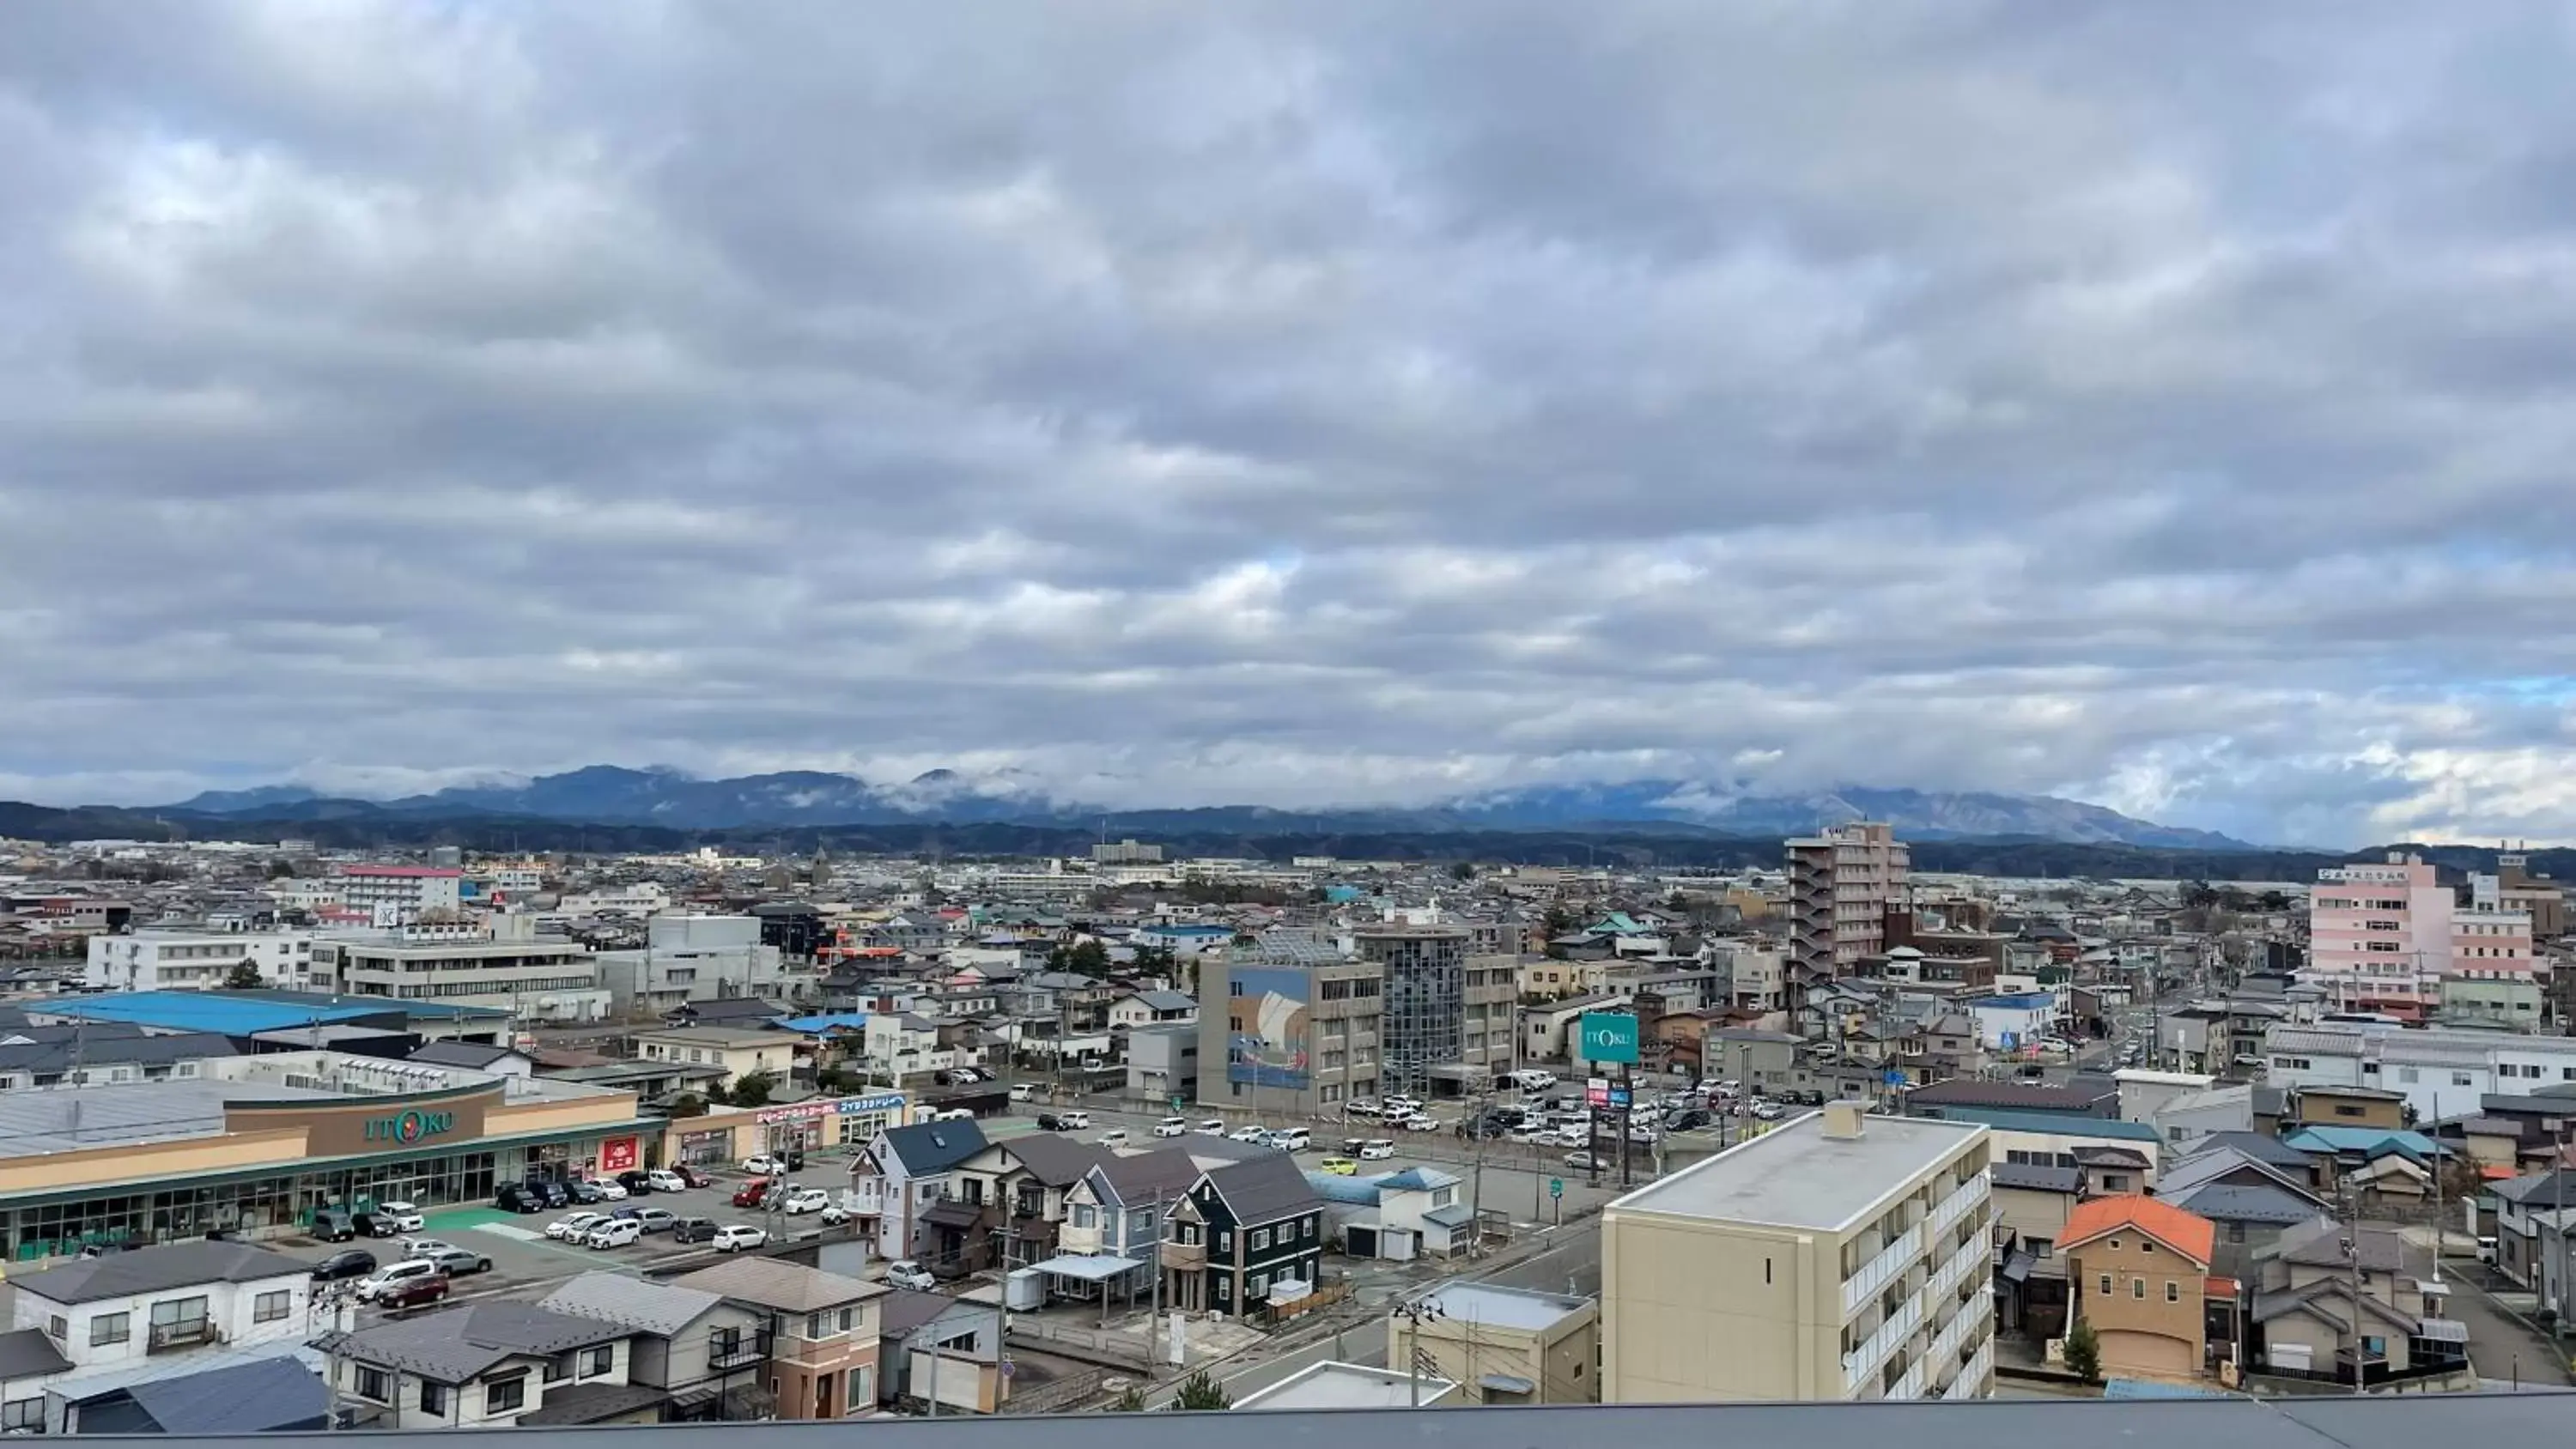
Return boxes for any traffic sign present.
[1549,1178,1564,1200]
[1579,1012,1640,1064]
[1883,1069,1905,1087]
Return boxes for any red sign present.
[600,1137,640,1173]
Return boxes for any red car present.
[672,1163,714,1190]
[382,1274,451,1312]
[730,1178,772,1209]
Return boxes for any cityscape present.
[2,3,2572,1446]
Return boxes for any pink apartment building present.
[2307,853,2454,1020]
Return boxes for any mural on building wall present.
[1227,969,1311,1088]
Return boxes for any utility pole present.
[2342,1179,2365,1396]
[2428,1089,2445,1282]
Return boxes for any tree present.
[1449,860,1476,882]
[1048,938,1112,978]
[1167,1370,1230,1411]
[727,1070,778,1107]
[2061,1318,2101,1382]
[222,959,264,991]
[665,1093,709,1119]
[1109,1385,1148,1413]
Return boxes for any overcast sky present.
[7,3,2576,846]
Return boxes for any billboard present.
[1579,1011,1639,1064]
[1227,968,1312,1088]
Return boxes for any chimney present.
[1821,1100,1866,1141]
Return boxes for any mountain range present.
[152,765,2255,847]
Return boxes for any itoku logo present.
[1577,1012,1639,1064]
[364,1109,456,1144]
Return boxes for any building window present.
[486,1373,527,1415]
[544,1355,571,1384]
[807,1313,837,1340]
[46,1316,66,1341]
[2140,1240,2155,1255]
[1218,1230,1232,1252]
[2131,1277,2146,1300]
[2099,1275,2112,1295]
[581,1345,613,1378]
[254,1290,291,1324]
[421,1383,449,1417]
[355,1366,392,1403]
[2166,1280,2179,1303]
[1251,1228,1270,1251]
[89,1313,130,1347]
[2107,1239,2123,1252]
[2,1401,40,1432]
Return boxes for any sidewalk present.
[2390,1225,2571,1386]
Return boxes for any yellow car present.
[1318,1156,1359,1176]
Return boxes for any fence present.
[1005,1319,1157,1372]
[1000,1367,1107,1416]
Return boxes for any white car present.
[1400,1115,1442,1133]
[1228,1125,1270,1143]
[1264,1127,1310,1151]
[781,1188,834,1216]
[1194,1119,1228,1136]
[742,1154,787,1175]
[584,1218,643,1249]
[713,1224,768,1253]
[1098,1129,1129,1147]
[1343,1101,1382,1119]
[885,1260,937,1292]
[1752,1103,1786,1121]
[376,1201,426,1233]
[399,1237,459,1261]
[646,1169,688,1193]
[1057,1111,1091,1131]
[546,1212,605,1241]
[354,1259,441,1302]
[1358,1139,1397,1161]
[1008,1082,1036,1101]
[1154,1117,1190,1137]
[592,1180,629,1200]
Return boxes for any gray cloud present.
[7,0,2576,846]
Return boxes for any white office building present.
[332,865,464,926]
[2264,1022,2576,1121]
[84,930,317,992]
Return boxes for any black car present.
[526,1179,571,1209]
[567,1179,607,1204]
[313,1207,361,1242]
[311,1248,378,1282]
[1035,1114,1063,1131]
[495,1184,547,1214]
[670,1217,718,1244]
[614,1170,654,1196]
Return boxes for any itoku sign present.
[362,1109,454,1144]
[599,1137,641,1173]
[1578,1011,1639,1064]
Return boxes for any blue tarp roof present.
[43,991,386,1035]
[776,1013,870,1034]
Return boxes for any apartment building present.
[1353,925,1470,1100]
[317,916,609,1023]
[2305,853,2452,1020]
[1395,1282,1600,1405]
[1195,933,1385,1114]
[2263,1021,2576,1122]
[1787,824,1909,979]
[84,929,315,992]
[1602,1103,1993,1403]
[334,865,464,926]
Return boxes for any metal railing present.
[1841,1226,1924,1318]
[1928,1173,1989,1236]
[1923,1290,1990,1372]
[1940,1343,1992,1400]
[1886,1358,1925,1400]
[1929,1233,1987,1301]
[1841,1294,1923,1395]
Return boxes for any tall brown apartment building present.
[1789,822,1910,979]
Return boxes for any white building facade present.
[84,930,316,992]
[334,866,465,926]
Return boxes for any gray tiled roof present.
[118,1355,328,1434]
[515,1380,671,1425]
[317,1304,629,1384]
[18,1240,308,1305]
[671,1257,886,1313]
[2165,1182,2329,1228]
[1202,1153,1323,1227]
[541,1272,726,1337]
[999,1133,1110,1187]
[1991,1161,2083,1193]
[0,1326,70,1380]
[879,1119,989,1174]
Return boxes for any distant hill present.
[140,764,2257,848]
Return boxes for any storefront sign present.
[755,1092,907,1126]
[362,1109,455,1145]
[601,1137,640,1173]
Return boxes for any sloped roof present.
[2165,1182,2328,1228]
[878,1119,990,1175]
[0,1326,70,1379]
[316,1304,628,1383]
[541,1271,726,1337]
[1991,1161,2083,1194]
[673,1256,887,1313]
[117,1355,328,1434]
[1000,1133,1111,1187]
[20,1240,309,1305]
[1203,1153,1324,1227]
[2061,1194,2216,1265]
[2184,1131,2312,1170]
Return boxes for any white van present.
[1509,1070,1558,1091]
[355,1259,441,1302]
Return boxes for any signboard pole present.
[1619,1061,1632,1189]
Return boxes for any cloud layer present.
[9,1,2576,846]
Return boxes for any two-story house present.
[629,1027,804,1094]
[875,1290,1007,1413]
[316,1303,647,1428]
[851,1119,991,1265]
[1162,1155,1326,1318]
[862,1015,954,1082]
[539,1272,774,1422]
[2249,1219,2461,1385]
[673,1258,886,1420]
[12,1241,313,1370]
[947,1134,1111,1271]
[1060,1149,1203,1307]
[1109,991,1198,1030]
[2063,1196,2218,1382]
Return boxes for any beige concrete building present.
[1195,935,1386,1115]
[1788,823,1909,978]
[630,1026,805,1094]
[1392,1282,1599,1404]
[1602,1103,1994,1404]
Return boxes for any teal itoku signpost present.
[1550,1176,1564,1228]
[1578,1012,1639,1064]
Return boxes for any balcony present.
[147,1320,221,1355]
[1939,1343,1993,1401]
[1928,1173,1989,1237]
[1841,1225,1924,1319]
[1885,1358,1925,1400]
[708,1331,774,1371]
[1841,1294,1923,1395]
[1929,1233,1987,1302]
[1159,1239,1206,1272]
[1923,1291,1990,1373]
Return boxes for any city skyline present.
[9,5,2576,847]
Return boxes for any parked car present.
[1508,1069,1558,1091]
[1343,1100,1382,1119]
[546,1212,605,1241]
[424,1246,493,1276]
[1228,1125,1270,1143]
[312,1207,361,1241]
[781,1188,833,1216]
[584,1218,644,1249]
[355,1259,442,1302]
[375,1201,427,1234]
[1058,1111,1090,1131]
[566,1179,609,1205]
[713,1224,768,1253]
[380,1273,451,1312]
[1008,1082,1037,1101]
[1564,1150,1606,1171]
[934,1107,974,1122]
[592,1179,629,1200]
[1194,1119,1227,1136]
[670,1164,714,1189]
[1752,1102,1786,1121]
[1400,1115,1442,1133]
[1271,1126,1311,1150]
[1097,1129,1130,1147]
[399,1237,459,1260]
[492,1185,547,1216]
[1154,1117,1189,1137]
[671,1218,719,1244]
[646,1169,689,1193]
[531,1179,574,1209]
[1318,1156,1359,1175]
[615,1170,657,1197]
[885,1260,937,1291]
[1358,1139,1397,1160]
[742,1154,787,1175]
[732,1179,774,1209]
[311,1248,378,1282]
[632,1207,680,1234]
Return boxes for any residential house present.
[874,1290,1005,1414]
[1109,991,1197,1030]
[2290,1085,2409,1131]
[671,1258,888,1421]
[2250,1220,2464,1385]
[862,1014,955,1083]
[1060,1148,1204,1306]
[1162,1154,1327,1318]
[0,1329,71,1432]
[1913,1107,2163,1188]
[630,1027,802,1094]
[2151,1085,2255,1149]
[1905,1079,2120,1120]
[47,1349,327,1434]
[9,1240,314,1370]
[1990,1161,2081,1339]
[316,1303,642,1428]
[538,1272,773,1422]
[1705,1028,1800,1094]
[2278,1126,2441,1206]
[850,1119,991,1265]
[946,1133,1111,1270]
[1336,1167,1475,1261]
[1394,1282,1597,1405]
[2489,1168,2576,1294]
[2063,1196,2219,1382]
[1122,1022,1199,1106]
[660,997,789,1030]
